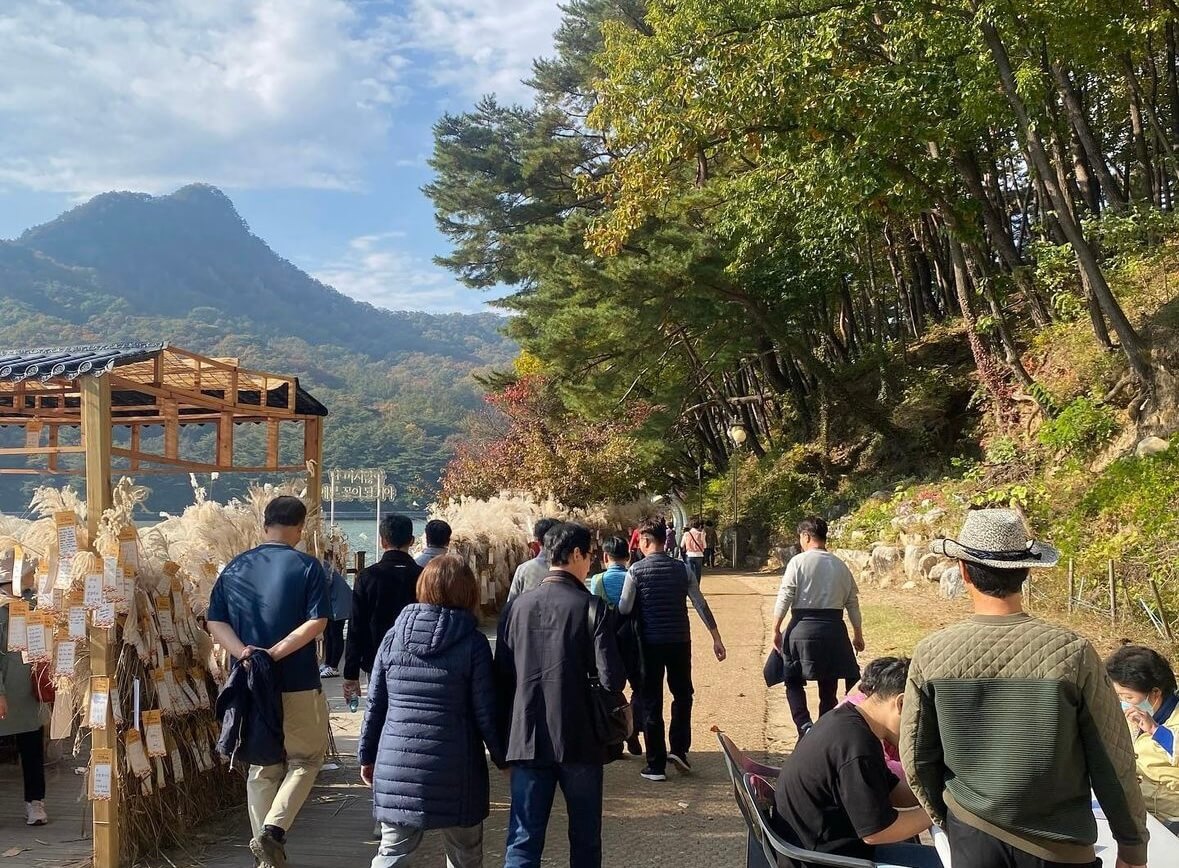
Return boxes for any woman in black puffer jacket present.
[359,555,504,867]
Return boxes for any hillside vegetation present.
[424,2,1179,628]
[0,184,515,510]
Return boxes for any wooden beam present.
[217,411,234,469]
[110,446,303,474]
[108,375,296,418]
[0,444,86,456]
[80,376,117,868]
[267,419,280,469]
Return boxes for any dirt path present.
[135,569,778,867]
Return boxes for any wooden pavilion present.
[0,342,328,868]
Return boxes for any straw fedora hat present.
[930,508,1059,570]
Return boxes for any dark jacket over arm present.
[495,571,624,766]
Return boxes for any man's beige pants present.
[247,689,329,835]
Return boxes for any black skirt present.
[783,609,860,683]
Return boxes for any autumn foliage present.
[440,374,658,506]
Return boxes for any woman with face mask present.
[1106,644,1179,831]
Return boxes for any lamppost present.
[727,422,747,568]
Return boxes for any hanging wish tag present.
[92,603,115,630]
[124,729,152,779]
[12,544,25,596]
[103,556,120,600]
[54,639,77,676]
[25,613,50,662]
[170,747,185,783]
[7,599,28,651]
[89,676,110,729]
[68,602,87,639]
[89,748,114,800]
[156,595,177,642]
[143,710,167,757]
[152,667,173,714]
[117,527,138,569]
[56,511,79,558]
[84,573,104,609]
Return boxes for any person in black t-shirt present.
[774,658,941,868]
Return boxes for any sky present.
[0,0,566,313]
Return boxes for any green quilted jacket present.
[901,612,1149,866]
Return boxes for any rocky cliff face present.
[828,502,962,597]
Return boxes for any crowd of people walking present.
[28,495,1156,868]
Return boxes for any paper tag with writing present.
[143,709,167,756]
[189,667,210,709]
[92,602,115,629]
[117,568,136,614]
[49,688,74,739]
[110,686,124,725]
[102,556,121,600]
[11,544,25,596]
[54,639,76,676]
[124,729,152,779]
[89,676,110,729]
[68,601,87,639]
[170,748,185,783]
[25,613,50,662]
[154,756,167,790]
[55,511,78,558]
[117,527,138,569]
[152,668,173,714]
[52,554,73,592]
[6,600,28,651]
[156,595,177,642]
[84,573,104,609]
[89,748,113,800]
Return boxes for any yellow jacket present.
[1133,699,1179,822]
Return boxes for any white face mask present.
[1120,698,1156,717]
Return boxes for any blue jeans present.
[874,842,945,868]
[504,763,603,868]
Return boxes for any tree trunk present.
[950,239,1010,411]
[980,20,1154,386]
[1050,61,1128,211]
[1127,62,1158,204]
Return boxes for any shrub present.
[1037,397,1119,456]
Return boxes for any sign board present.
[321,469,398,504]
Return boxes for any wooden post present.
[163,398,179,459]
[266,419,280,470]
[217,411,234,469]
[303,417,324,542]
[1067,559,1074,615]
[81,376,118,868]
[129,425,140,471]
[46,424,59,473]
[1109,560,1117,624]
[1151,577,1175,644]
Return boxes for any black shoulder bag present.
[586,597,633,746]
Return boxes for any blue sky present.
[0,0,566,313]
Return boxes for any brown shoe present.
[249,830,287,868]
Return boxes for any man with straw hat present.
[901,508,1149,868]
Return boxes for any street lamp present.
[727,423,747,569]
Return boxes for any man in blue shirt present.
[207,496,330,868]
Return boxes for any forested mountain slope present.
[0,184,515,511]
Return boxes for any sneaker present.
[668,753,692,774]
[640,766,667,782]
[625,736,643,756]
[319,665,339,678]
[25,800,48,826]
[249,830,288,868]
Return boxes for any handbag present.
[585,598,633,747]
[30,661,55,703]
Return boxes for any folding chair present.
[716,731,877,868]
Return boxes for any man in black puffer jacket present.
[618,517,727,783]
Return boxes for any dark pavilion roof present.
[0,342,328,418]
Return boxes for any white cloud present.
[403,0,564,102]
[0,0,406,194]
[312,231,494,314]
